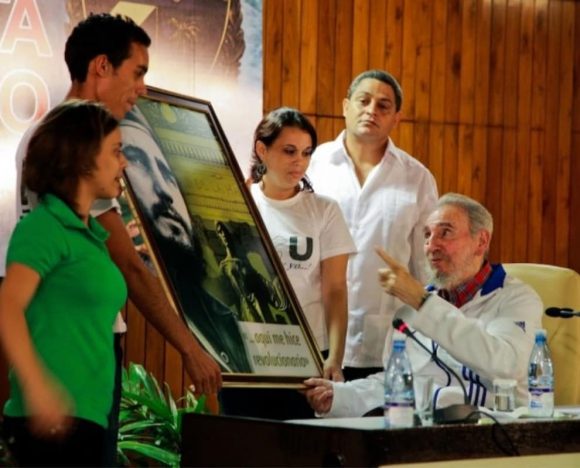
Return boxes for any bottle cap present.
[534,328,547,344]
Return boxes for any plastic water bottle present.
[384,333,415,428]
[528,329,554,417]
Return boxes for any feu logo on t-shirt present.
[289,236,313,261]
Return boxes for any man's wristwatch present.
[418,291,432,309]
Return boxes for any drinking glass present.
[493,378,516,412]
[414,375,434,426]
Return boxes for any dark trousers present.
[3,416,106,467]
[342,366,384,381]
[102,333,124,467]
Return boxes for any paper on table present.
[478,406,578,422]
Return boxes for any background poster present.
[0,0,262,275]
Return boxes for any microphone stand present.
[393,319,479,425]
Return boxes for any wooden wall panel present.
[528,129,545,263]
[489,0,507,127]
[474,0,492,126]
[514,124,530,261]
[486,127,503,261]
[513,0,534,262]
[430,0,447,126]
[368,0,387,70]
[164,345,183,400]
[445,0,462,124]
[499,1,520,261]
[443,125,460,195]
[262,0,283,112]
[398,122,415,157]
[457,126,473,201]
[401,1,418,119]
[143,325,165,384]
[471,126,487,203]
[571,3,580,271]
[316,116,336,144]
[281,0,301,108]
[299,0,318,113]
[123,301,146,368]
[316,0,336,116]
[500,129,516,261]
[334,0,353,116]
[575,1,580,136]
[352,0,370,76]
[413,0,433,123]
[542,0,561,265]
[555,0,574,266]
[414,123,430,168]
[428,123,444,185]
[503,0,520,128]
[459,0,477,124]
[385,0,404,80]
[572,133,580,270]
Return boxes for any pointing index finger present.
[375,247,402,270]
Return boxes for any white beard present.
[427,256,481,290]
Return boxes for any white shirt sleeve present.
[325,371,385,418]
[90,198,121,218]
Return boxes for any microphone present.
[545,307,580,319]
[392,318,479,425]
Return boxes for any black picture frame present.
[120,86,323,386]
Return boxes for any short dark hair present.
[250,107,317,191]
[23,99,119,210]
[347,69,403,111]
[65,13,151,82]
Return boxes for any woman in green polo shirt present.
[0,100,128,466]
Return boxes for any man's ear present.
[92,54,110,77]
[342,98,349,118]
[476,229,491,256]
[393,110,402,127]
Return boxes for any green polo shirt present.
[4,194,127,428]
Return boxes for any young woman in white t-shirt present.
[250,107,356,381]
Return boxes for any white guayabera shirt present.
[308,134,438,368]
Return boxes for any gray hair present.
[346,69,403,112]
[437,193,493,237]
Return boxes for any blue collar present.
[480,264,506,295]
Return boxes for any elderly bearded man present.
[304,193,542,417]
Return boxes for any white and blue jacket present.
[325,265,543,417]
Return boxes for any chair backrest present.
[504,263,580,405]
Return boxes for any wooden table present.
[181,410,580,466]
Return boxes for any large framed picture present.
[120,87,323,386]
